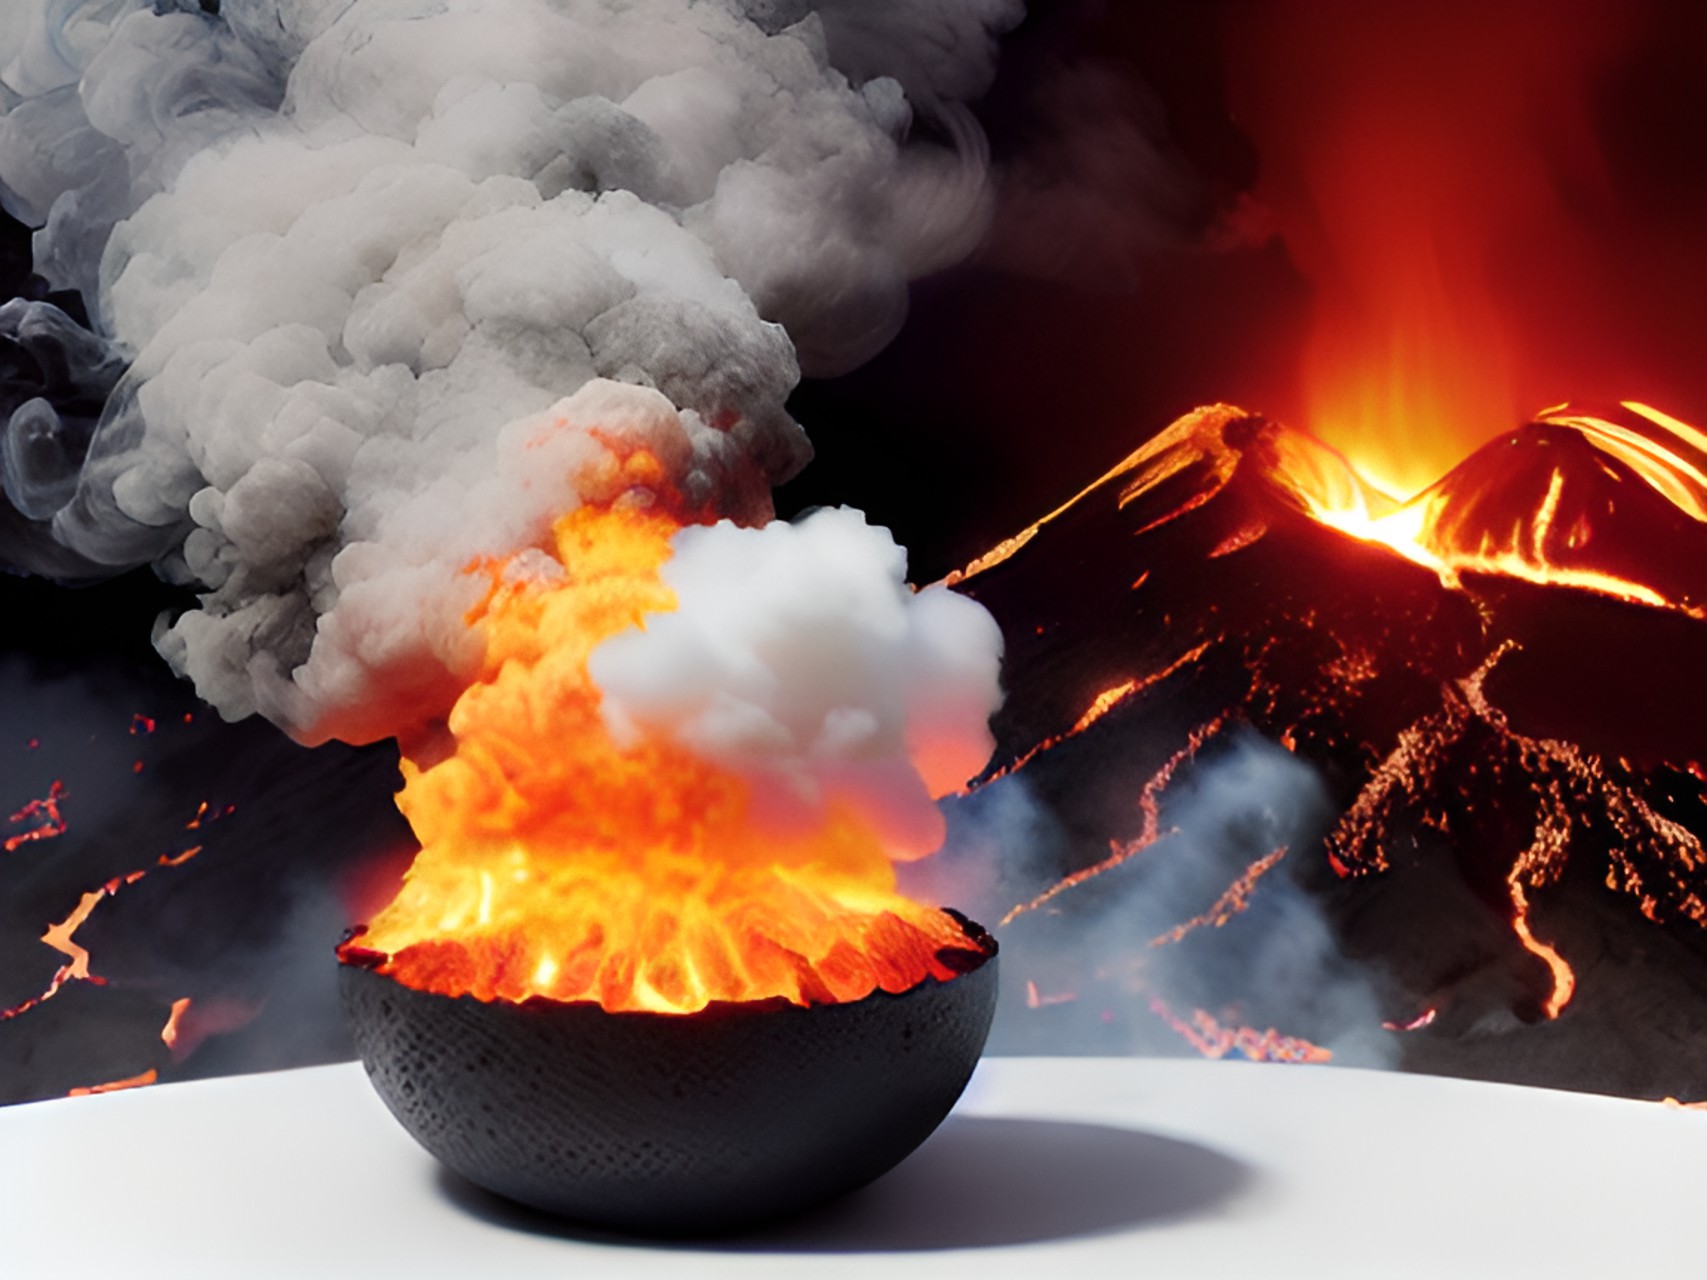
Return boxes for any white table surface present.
[3,1056,1703,1279]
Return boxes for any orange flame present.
[352,501,981,1014]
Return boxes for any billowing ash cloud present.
[0,0,1020,747]
[591,507,1004,857]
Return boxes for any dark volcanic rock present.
[940,404,1707,1098]
[0,589,414,1105]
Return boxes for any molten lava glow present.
[1382,1008,1439,1033]
[1,878,129,1021]
[1000,714,1229,928]
[1149,998,1332,1065]
[1508,877,1576,1020]
[353,503,980,1014]
[1024,980,1076,1009]
[967,644,1211,793]
[5,780,67,852]
[1225,0,1693,501]
[954,398,1702,1055]
[1149,848,1287,948]
[161,997,191,1049]
[68,1069,157,1097]
[1,797,221,1024]
[1278,404,1707,619]
[1560,403,1707,522]
[1330,634,1704,1022]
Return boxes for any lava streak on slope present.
[1148,998,1333,1065]
[945,403,1707,1096]
[5,781,67,852]
[2,800,221,1027]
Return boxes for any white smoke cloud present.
[0,0,1018,749]
[591,507,1004,859]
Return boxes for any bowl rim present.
[334,907,998,1020]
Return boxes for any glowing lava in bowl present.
[336,485,1004,1230]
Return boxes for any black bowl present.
[338,917,998,1235]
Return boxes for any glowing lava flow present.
[161,997,191,1050]
[1331,638,1706,1018]
[966,642,1212,791]
[960,399,1707,623]
[1149,997,1333,1064]
[1508,877,1575,1019]
[350,502,983,1015]
[1,874,139,1020]
[5,781,67,852]
[1149,848,1287,947]
[1,800,221,1022]
[944,406,1258,587]
[1024,979,1077,1009]
[1382,1008,1439,1033]
[999,714,1230,927]
[68,1069,158,1097]
[1544,402,1707,522]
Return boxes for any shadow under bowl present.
[338,919,998,1235]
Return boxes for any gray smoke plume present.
[0,0,1021,748]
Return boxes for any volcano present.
[934,403,1707,1098]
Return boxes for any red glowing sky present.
[778,0,1707,572]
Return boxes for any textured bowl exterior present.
[339,935,997,1234]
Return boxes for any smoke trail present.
[0,0,1019,749]
[918,732,1400,1066]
